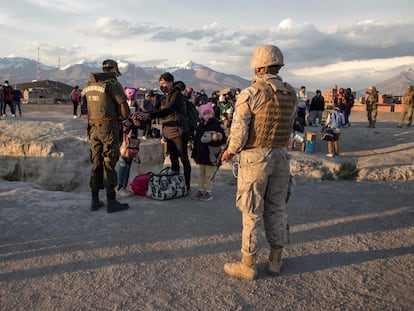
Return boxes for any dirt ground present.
[0,104,413,310]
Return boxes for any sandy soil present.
[0,104,413,311]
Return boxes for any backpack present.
[120,133,140,158]
[331,111,343,129]
[184,100,200,131]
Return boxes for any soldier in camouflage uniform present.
[84,59,131,213]
[221,45,298,280]
[398,84,414,128]
[365,86,378,128]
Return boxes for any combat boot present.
[91,191,104,211]
[372,121,376,128]
[106,189,129,213]
[268,245,283,275]
[224,254,257,281]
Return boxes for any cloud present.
[291,56,414,77]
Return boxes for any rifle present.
[210,139,229,181]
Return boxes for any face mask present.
[160,86,169,94]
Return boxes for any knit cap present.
[200,103,214,116]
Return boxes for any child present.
[322,106,345,157]
[116,87,147,196]
[116,118,139,197]
[191,103,226,201]
[289,116,305,151]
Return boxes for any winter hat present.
[200,103,214,116]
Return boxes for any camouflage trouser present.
[89,123,120,192]
[236,147,290,256]
[399,105,413,126]
[367,106,377,123]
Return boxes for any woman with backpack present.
[321,106,345,157]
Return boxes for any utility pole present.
[36,47,40,81]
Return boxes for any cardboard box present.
[305,132,316,141]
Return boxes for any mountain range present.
[0,57,250,95]
[0,57,413,97]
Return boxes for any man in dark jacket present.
[309,90,325,126]
[13,86,23,117]
[138,72,192,190]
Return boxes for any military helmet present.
[407,84,413,91]
[250,45,284,69]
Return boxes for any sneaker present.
[200,191,212,201]
[326,153,334,158]
[73,115,77,119]
[192,190,204,200]
[12,114,16,117]
[117,188,133,197]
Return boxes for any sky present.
[1,0,414,91]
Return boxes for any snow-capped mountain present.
[0,57,250,94]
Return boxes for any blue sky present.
[1,0,414,91]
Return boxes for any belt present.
[89,118,119,126]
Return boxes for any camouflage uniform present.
[226,74,297,256]
[84,67,130,211]
[398,85,414,128]
[365,87,378,128]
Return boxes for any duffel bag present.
[146,167,188,200]
[130,172,154,196]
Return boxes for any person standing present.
[365,86,378,128]
[221,45,298,280]
[0,83,3,120]
[2,81,15,117]
[398,84,414,128]
[322,106,345,157]
[343,88,354,127]
[191,103,226,201]
[83,59,131,213]
[12,85,23,117]
[296,86,308,127]
[309,89,325,126]
[138,72,192,191]
[71,86,81,118]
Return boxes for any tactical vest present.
[366,93,378,108]
[244,80,297,149]
[84,72,120,122]
[402,91,414,105]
